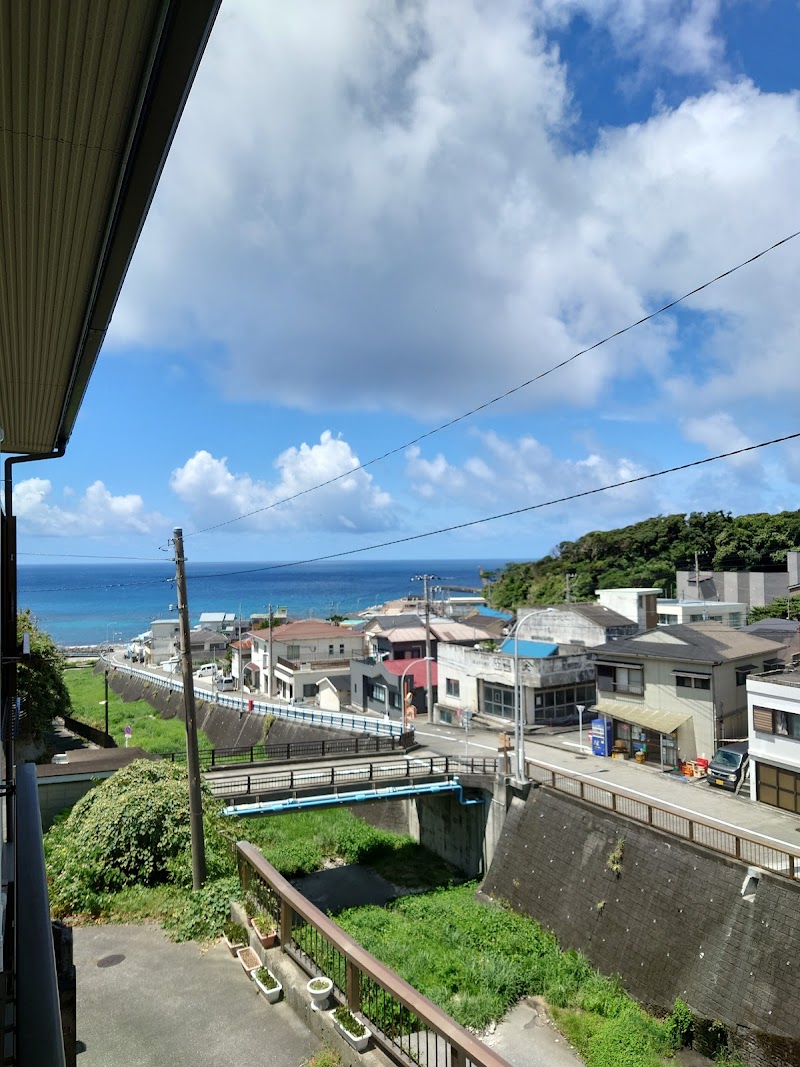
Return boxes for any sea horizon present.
[18,557,516,647]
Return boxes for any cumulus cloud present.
[169,431,392,532]
[108,0,800,437]
[680,412,757,468]
[15,479,165,537]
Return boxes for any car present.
[706,742,749,791]
[194,663,218,679]
[216,675,236,691]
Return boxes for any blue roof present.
[473,605,513,619]
[499,639,559,658]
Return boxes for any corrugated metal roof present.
[499,639,559,658]
[0,0,219,454]
[593,701,690,734]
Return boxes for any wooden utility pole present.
[267,603,274,699]
[173,527,206,889]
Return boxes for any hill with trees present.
[484,510,800,610]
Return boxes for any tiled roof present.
[382,660,439,685]
[250,618,355,639]
[591,621,786,663]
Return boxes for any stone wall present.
[481,786,800,1066]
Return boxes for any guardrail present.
[526,756,800,881]
[160,733,414,771]
[102,657,403,737]
[237,843,513,1067]
[213,754,498,799]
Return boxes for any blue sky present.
[14,0,800,565]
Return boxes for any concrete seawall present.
[481,785,800,1067]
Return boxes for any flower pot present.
[221,934,245,957]
[253,967,282,1004]
[236,946,261,976]
[306,975,333,1011]
[251,917,279,949]
[330,1009,371,1053]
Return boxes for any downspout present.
[710,659,721,756]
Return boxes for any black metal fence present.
[61,715,115,749]
[161,731,415,771]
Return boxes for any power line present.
[184,228,800,539]
[19,551,167,561]
[177,429,800,582]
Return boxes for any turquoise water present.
[18,558,512,646]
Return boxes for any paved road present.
[74,925,319,1067]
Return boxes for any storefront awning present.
[593,701,690,735]
[245,662,260,671]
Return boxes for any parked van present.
[194,663,218,679]
[706,742,749,791]
[216,675,236,691]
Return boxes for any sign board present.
[124,725,132,738]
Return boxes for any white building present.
[656,599,747,629]
[248,619,363,701]
[747,669,800,813]
[596,588,660,631]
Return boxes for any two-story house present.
[248,618,363,701]
[590,622,786,767]
[746,669,800,814]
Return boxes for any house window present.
[753,705,800,739]
[483,683,514,719]
[446,678,460,698]
[597,665,644,696]
[329,644,334,655]
[303,683,317,698]
[736,667,754,687]
[367,682,387,703]
[339,644,345,655]
[676,675,710,691]
[287,644,300,659]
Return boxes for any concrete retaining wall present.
[481,786,800,1066]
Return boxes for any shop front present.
[593,702,688,770]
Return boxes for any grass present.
[64,666,211,753]
[335,884,689,1067]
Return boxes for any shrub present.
[665,997,694,1049]
[163,876,241,942]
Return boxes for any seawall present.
[481,785,800,1066]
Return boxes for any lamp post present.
[399,657,433,733]
[509,612,537,782]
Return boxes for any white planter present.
[331,1011,371,1053]
[306,975,333,1011]
[236,946,261,976]
[253,968,282,1004]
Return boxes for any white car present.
[194,663,218,679]
[216,675,236,691]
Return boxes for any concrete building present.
[350,657,438,720]
[591,622,786,766]
[596,588,660,631]
[517,603,640,646]
[248,619,363,701]
[747,669,800,813]
[435,639,596,728]
[676,551,800,609]
[656,599,747,629]
[147,619,181,665]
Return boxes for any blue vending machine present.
[591,717,613,757]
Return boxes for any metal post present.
[173,527,207,889]
[104,669,109,744]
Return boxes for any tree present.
[748,596,800,624]
[15,608,72,744]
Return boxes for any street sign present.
[124,725,132,737]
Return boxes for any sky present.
[14,0,800,566]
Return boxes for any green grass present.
[64,666,211,753]
[335,884,686,1067]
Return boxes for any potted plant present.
[253,965,282,1004]
[331,1005,371,1053]
[251,912,279,949]
[236,945,261,976]
[221,920,247,956]
[306,975,333,1011]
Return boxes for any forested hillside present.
[484,511,800,610]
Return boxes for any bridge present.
[210,754,498,816]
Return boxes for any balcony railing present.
[596,678,644,696]
[237,843,513,1067]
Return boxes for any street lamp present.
[399,657,433,733]
[509,611,538,782]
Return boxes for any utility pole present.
[173,527,206,890]
[267,602,274,699]
[412,574,438,723]
[104,668,109,745]
[565,572,575,603]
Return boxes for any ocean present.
[17,558,513,647]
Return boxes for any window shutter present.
[753,706,774,733]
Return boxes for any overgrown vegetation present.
[336,884,705,1067]
[484,510,800,608]
[17,608,72,744]
[748,593,800,623]
[63,666,211,752]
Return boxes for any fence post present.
[211,749,216,768]
[345,959,361,1012]
[450,1045,467,1067]
[280,898,292,948]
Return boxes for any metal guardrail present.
[102,657,403,737]
[160,732,414,771]
[237,843,514,1067]
[526,756,800,881]
[212,755,498,799]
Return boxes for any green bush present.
[44,760,235,916]
[665,997,694,1049]
[163,876,241,942]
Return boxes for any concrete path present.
[73,925,319,1067]
[485,998,583,1067]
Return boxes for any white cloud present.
[108,1,800,433]
[680,412,757,468]
[15,479,164,536]
[169,431,392,532]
